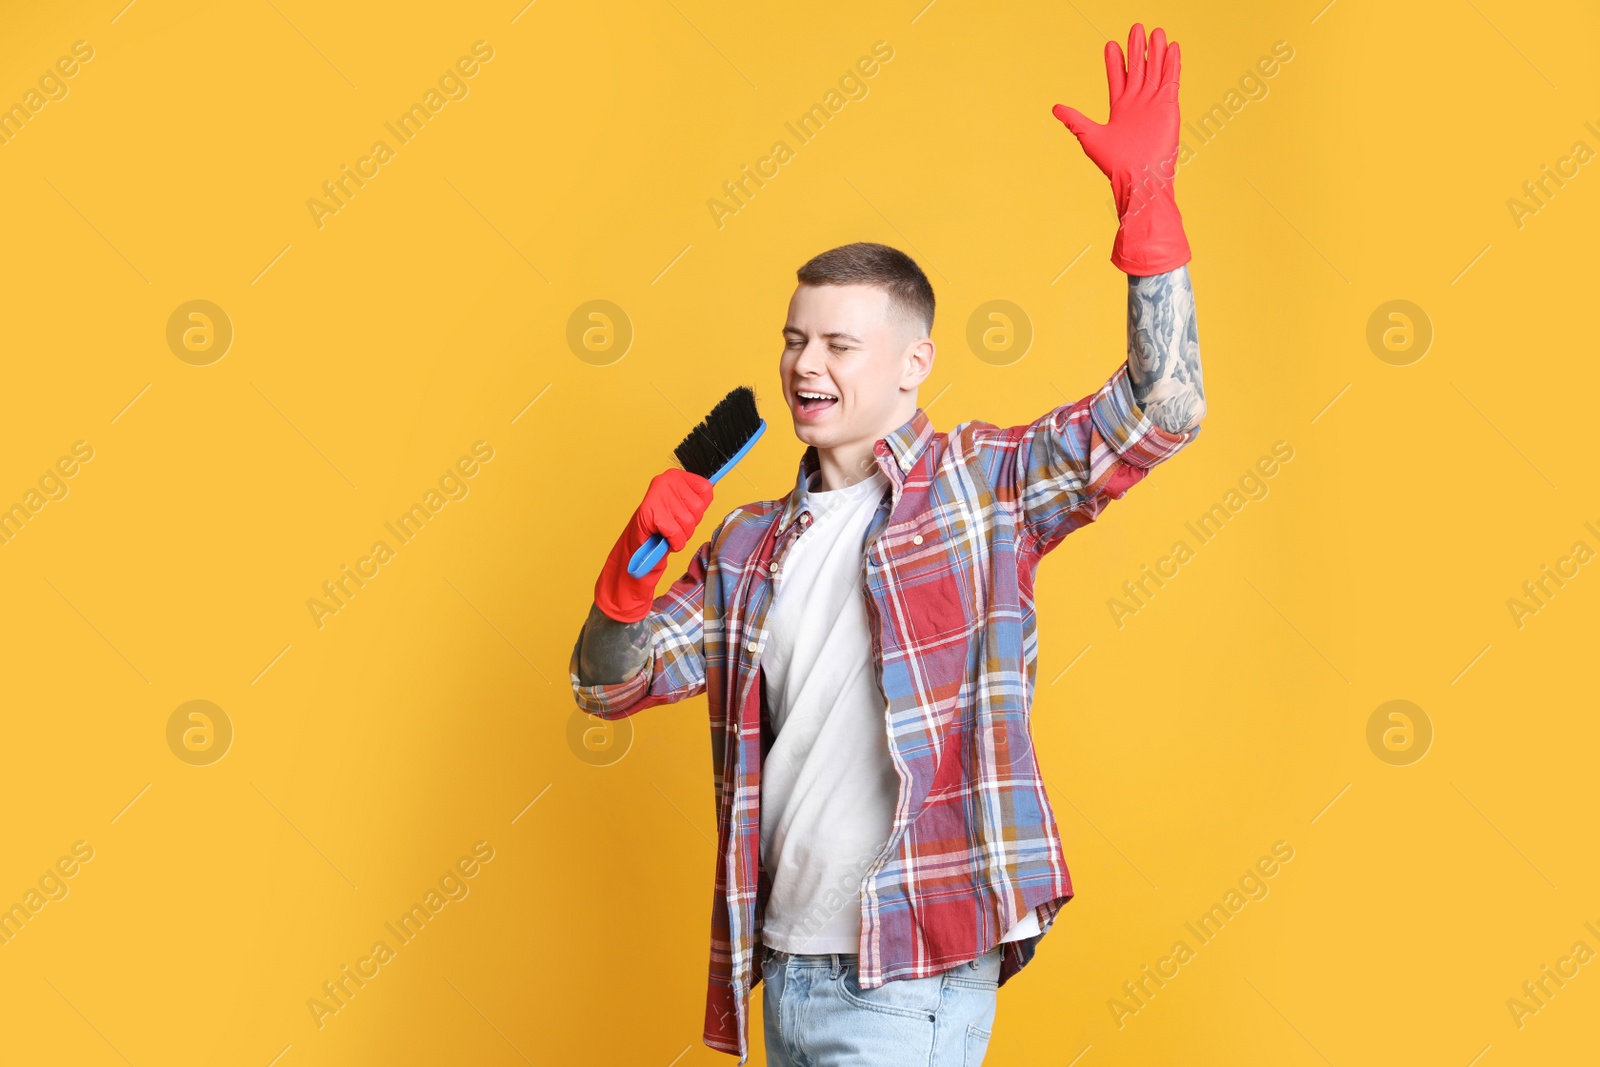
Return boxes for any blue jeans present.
[759,942,1001,1066]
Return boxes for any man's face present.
[780,283,925,453]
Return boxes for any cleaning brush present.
[626,385,766,578]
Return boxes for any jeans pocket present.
[837,967,944,1020]
[964,1021,993,1066]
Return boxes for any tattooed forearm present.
[575,602,654,685]
[1126,265,1205,433]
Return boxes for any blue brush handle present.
[627,419,766,579]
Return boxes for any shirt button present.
[800,513,811,524]
[745,640,758,653]
[912,534,923,545]
[769,561,779,575]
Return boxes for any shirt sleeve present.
[958,361,1201,556]
[567,514,727,719]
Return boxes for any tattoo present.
[575,602,654,685]
[1126,265,1205,433]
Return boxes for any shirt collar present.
[775,407,934,536]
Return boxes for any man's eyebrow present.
[782,327,864,342]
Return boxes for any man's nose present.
[792,339,827,375]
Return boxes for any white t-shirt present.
[759,467,1040,953]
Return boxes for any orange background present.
[1,0,1596,1063]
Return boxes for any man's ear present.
[902,336,935,390]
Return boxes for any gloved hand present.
[593,467,715,623]
[1052,23,1191,276]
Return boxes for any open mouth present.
[796,390,838,414]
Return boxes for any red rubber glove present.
[593,468,715,623]
[1052,23,1191,276]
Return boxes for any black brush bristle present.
[674,385,763,479]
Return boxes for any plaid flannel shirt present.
[570,360,1200,1062]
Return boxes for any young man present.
[570,22,1204,1066]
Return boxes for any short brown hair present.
[796,242,934,340]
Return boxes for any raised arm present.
[1054,21,1203,432]
[1126,265,1204,433]
[958,20,1202,557]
